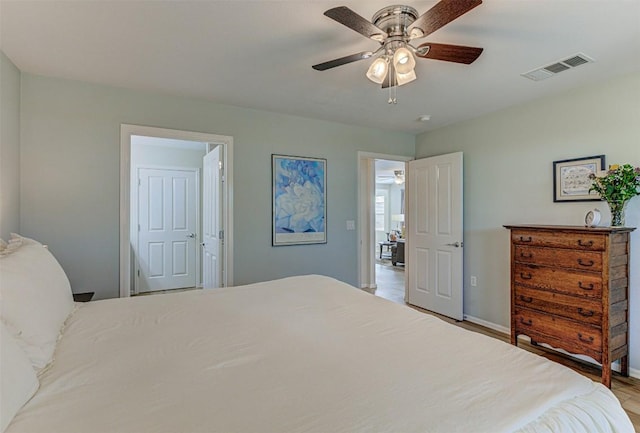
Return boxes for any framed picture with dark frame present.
[553,155,605,202]
[272,154,327,246]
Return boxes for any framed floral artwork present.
[272,154,327,246]
[553,155,605,202]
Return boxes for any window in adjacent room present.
[375,193,385,232]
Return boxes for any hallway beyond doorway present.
[374,262,405,304]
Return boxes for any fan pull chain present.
[388,68,397,105]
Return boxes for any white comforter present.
[7,275,633,433]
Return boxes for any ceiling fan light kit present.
[366,58,388,84]
[393,47,415,74]
[313,0,484,103]
[396,69,417,86]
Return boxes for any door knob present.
[446,242,462,247]
[186,233,195,238]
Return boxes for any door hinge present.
[137,269,140,277]
[138,224,140,232]
[138,178,141,186]
[219,230,224,240]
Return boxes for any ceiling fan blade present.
[324,6,386,41]
[408,0,482,40]
[312,51,373,71]
[415,43,483,64]
[381,62,396,89]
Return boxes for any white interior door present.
[407,152,463,320]
[138,168,197,292]
[202,146,223,289]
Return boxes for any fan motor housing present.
[372,5,419,37]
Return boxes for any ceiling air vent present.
[544,62,570,74]
[562,54,590,67]
[521,53,594,81]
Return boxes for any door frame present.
[120,124,234,298]
[357,151,413,291]
[132,165,200,294]
[202,145,223,289]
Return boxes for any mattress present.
[7,275,633,432]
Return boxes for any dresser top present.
[503,224,635,233]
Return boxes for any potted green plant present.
[589,164,640,226]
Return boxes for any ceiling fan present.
[312,0,484,92]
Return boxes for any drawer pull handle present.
[578,282,594,290]
[519,251,533,259]
[577,239,594,247]
[577,333,594,344]
[577,308,595,317]
[520,272,533,280]
[577,258,595,267]
[519,295,533,303]
[520,318,533,326]
[519,236,532,243]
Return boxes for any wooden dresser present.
[504,225,634,387]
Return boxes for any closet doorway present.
[119,125,234,298]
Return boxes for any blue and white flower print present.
[274,158,325,234]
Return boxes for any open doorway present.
[373,159,406,304]
[357,152,412,303]
[120,125,233,298]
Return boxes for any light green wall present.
[19,73,415,299]
[416,72,640,371]
[0,51,21,239]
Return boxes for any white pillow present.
[0,236,22,257]
[0,323,39,432]
[0,235,74,370]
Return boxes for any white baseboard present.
[462,315,639,380]
[463,314,510,334]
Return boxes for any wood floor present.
[373,262,640,430]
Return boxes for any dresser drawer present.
[514,307,602,357]
[511,230,605,251]
[514,245,602,272]
[514,286,602,325]
[514,263,602,298]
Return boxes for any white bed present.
[4,273,634,432]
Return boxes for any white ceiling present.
[375,159,405,184]
[2,1,639,134]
